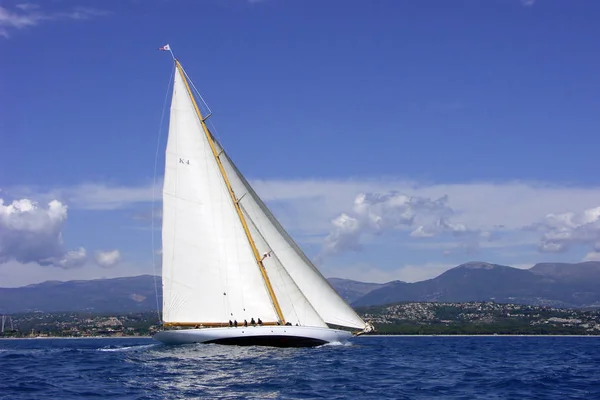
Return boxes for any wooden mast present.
[173,60,286,325]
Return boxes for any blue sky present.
[1,0,600,287]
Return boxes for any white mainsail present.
[162,66,278,324]
[161,60,367,331]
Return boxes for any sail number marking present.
[179,158,190,165]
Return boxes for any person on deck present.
[250,318,256,326]
[244,319,248,327]
[257,318,263,326]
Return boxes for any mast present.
[174,60,286,324]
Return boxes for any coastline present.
[360,334,600,337]
[0,336,153,340]
[2,334,599,340]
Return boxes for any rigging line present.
[177,62,231,179]
[181,67,213,119]
[206,119,224,153]
[180,68,227,149]
[151,63,176,324]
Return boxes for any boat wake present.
[320,340,352,347]
[97,344,158,352]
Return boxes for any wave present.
[97,344,157,352]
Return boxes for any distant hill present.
[0,275,160,314]
[327,278,394,303]
[530,261,600,283]
[2,261,600,313]
[0,275,383,314]
[352,261,600,308]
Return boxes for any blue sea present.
[1,336,599,399]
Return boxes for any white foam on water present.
[98,344,157,352]
[320,340,352,347]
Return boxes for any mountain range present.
[351,261,600,308]
[0,275,160,314]
[1,261,599,314]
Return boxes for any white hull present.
[153,325,353,347]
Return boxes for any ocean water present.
[1,336,599,399]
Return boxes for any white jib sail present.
[161,65,278,324]
[242,205,328,328]
[215,141,367,330]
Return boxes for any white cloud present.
[95,249,121,268]
[256,180,600,261]
[5,179,600,269]
[11,179,600,230]
[0,198,87,269]
[53,247,87,269]
[521,0,535,6]
[531,206,600,254]
[319,192,479,258]
[583,252,600,262]
[0,4,107,38]
[251,180,600,234]
[538,241,565,253]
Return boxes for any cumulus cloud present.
[583,252,600,262]
[51,247,87,269]
[10,179,600,230]
[6,178,600,274]
[95,250,121,268]
[0,198,87,268]
[251,179,600,236]
[319,191,486,258]
[531,206,600,254]
[0,4,107,38]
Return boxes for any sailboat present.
[153,46,374,347]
